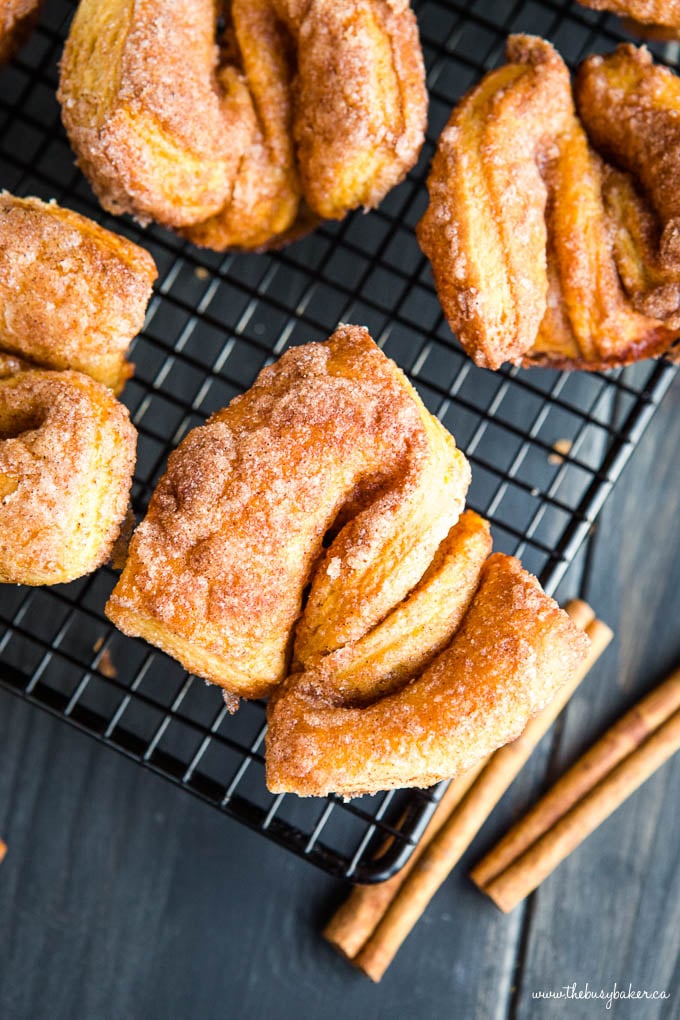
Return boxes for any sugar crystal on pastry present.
[267,554,589,797]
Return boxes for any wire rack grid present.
[0,0,677,882]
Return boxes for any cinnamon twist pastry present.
[576,1,680,37]
[0,360,136,585]
[58,0,427,251]
[107,325,589,795]
[0,0,41,64]
[0,193,157,392]
[417,35,574,370]
[106,326,470,699]
[417,35,680,371]
[576,45,680,272]
[267,553,589,797]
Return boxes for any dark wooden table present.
[1,377,678,1020]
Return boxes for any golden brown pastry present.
[418,35,680,371]
[58,0,427,251]
[525,124,676,370]
[576,45,680,271]
[416,35,574,370]
[577,1,680,35]
[0,0,41,64]
[266,553,589,797]
[0,362,136,585]
[106,325,470,699]
[293,509,492,705]
[601,166,680,328]
[0,193,157,392]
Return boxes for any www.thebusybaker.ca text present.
[531,982,670,1010]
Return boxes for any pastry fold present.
[106,325,471,699]
[417,35,573,370]
[418,35,680,371]
[266,553,589,797]
[576,45,680,271]
[0,193,156,392]
[0,362,136,585]
[59,0,427,250]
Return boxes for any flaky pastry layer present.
[0,193,156,392]
[418,34,680,371]
[58,0,427,250]
[106,325,470,699]
[0,364,136,585]
[417,35,574,370]
[266,553,589,797]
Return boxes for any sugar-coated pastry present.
[0,362,137,585]
[577,0,680,35]
[525,125,676,370]
[0,0,41,64]
[266,553,589,798]
[0,193,157,392]
[292,510,492,704]
[58,0,427,250]
[418,35,680,371]
[106,325,471,699]
[417,35,574,370]
[602,166,680,328]
[59,0,241,230]
[576,45,680,271]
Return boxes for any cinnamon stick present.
[471,668,680,891]
[473,678,680,912]
[324,758,488,960]
[326,601,610,982]
[0,840,6,864]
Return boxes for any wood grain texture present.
[511,377,680,1019]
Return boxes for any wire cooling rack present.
[0,0,677,883]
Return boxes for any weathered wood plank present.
[513,380,680,1019]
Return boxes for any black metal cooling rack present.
[0,0,677,883]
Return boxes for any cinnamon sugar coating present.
[0,0,41,64]
[525,122,676,371]
[417,35,680,371]
[577,0,680,32]
[576,46,680,271]
[0,193,157,392]
[106,325,470,698]
[291,510,492,704]
[266,553,589,797]
[417,35,574,370]
[0,364,136,585]
[58,0,426,250]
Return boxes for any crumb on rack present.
[548,438,572,465]
[98,648,117,679]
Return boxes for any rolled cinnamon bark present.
[327,602,611,982]
[471,667,680,889]
[323,759,488,960]
[0,840,6,864]
[476,707,680,912]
